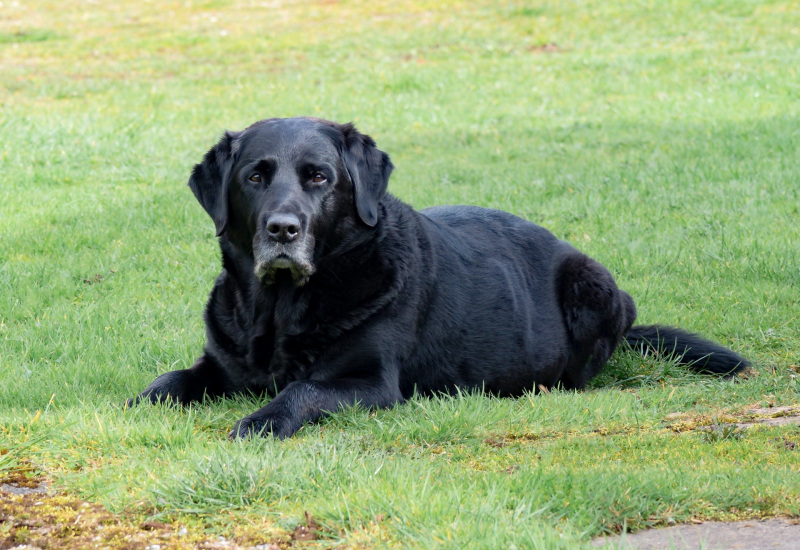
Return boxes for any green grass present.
[1,0,799,547]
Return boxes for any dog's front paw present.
[125,370,194,409]
[228,411,298,440]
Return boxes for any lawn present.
[1,0,799,548]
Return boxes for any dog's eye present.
[249,173,262,183]
[312,172,327,184]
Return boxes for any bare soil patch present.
[0,466,309,550]
[665,405,800,433]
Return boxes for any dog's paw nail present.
[228,420,254,440]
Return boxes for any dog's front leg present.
[229,378,402,439]
[126,353,238,407]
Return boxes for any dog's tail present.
[625,325,749,375]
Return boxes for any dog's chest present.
[253,288,340,387]
[243,263,393,391]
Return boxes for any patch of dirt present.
[484,432,544,448]
[773,436,798,451]
[82,269,116,285]
[0,466,308,550]
[0,464,48,495]
[664,404,800,433]
[593,518,800,549]
[741,405,800,428]
[289,512,320,542]
[527,42,562,53]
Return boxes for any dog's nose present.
[266,213,301,243]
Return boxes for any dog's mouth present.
[254,251,315,287]
[268,255,294,270]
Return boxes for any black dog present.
[128,117,749,439]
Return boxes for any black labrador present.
[128,117,749,439]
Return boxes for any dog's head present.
[188,117,393,286]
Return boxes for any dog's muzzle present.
[255,255,314,286]
[254,250,315,286]
[253,214,315,286]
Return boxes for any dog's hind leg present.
[555,254,637,389]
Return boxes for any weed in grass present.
[701,423,747,444]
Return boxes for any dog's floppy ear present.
[188,130,241,237]
[340,125,394,227]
